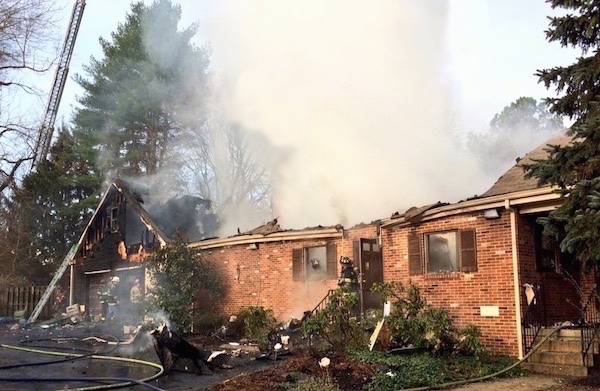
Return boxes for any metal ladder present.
[27,244,78,323]
[32,0,86,167]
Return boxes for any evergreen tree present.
[8,128,101,284]
[525,0,600,272]
[73,0,210,181]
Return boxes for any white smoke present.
[191,0,486,229]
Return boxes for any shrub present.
[237,305,278,350]
[371,281,474,355]
[301,287,367,352]
[457,324,487,356]
[145,234,223,332]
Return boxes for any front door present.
[356,238,384,312]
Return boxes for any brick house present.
[378,131,594,358]
[67,132,593,360]
[188,222,381,322]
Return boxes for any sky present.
[46,0,579,232]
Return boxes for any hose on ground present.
[0,342,164,391]
[399,324,569,390]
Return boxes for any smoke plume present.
[193,0,486,229]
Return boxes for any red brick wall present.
[381,212,520,356]
[198,225,378,322]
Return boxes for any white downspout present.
[506,199,523,359]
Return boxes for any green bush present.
[458,324,487,356]
[145,234,223,332]
[349,349,522,390]
[237,306,278,350]
[371,281,473,355]
[301,287,367,352]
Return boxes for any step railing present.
[580,283,600,366]
[522,283,546,357]
[309,289,337,318]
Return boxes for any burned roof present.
[113,179,218,242]
[480,131,573,198]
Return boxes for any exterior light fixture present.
[483,208,500,220]
[247,243,258,250]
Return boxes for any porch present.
[521,282,600,377]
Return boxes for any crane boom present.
[32,0,86,167]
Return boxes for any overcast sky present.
[52,0,577,130]
[45,0,580,230]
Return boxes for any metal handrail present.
[309,289,336,317]
[580,283,600,366]
[521,283,546,357]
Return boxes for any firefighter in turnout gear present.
[338,256,359,290]
[338,256,360,318]
[97,280,110,321]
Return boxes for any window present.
[109,206,119,233]
[426,232,458,273]
[292,242,337,281]
[535,224,558,273]
[408,229,477,275]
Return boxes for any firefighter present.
[97,279,109,321]
[107,276,120,321]
[338,256,359,291]
[129,278,143,324]
[338,256,360,317]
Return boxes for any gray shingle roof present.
[481,131,573,198]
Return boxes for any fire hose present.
[0,337,165,391]
[399,323,570,391]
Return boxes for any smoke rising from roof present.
[194,0,487,228]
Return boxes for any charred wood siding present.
[82,232,123,272]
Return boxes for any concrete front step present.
[522,361,590,377]
[527,350,589,366]
[525,327,600,377]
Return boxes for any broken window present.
[408,229,477,275]
[292,242,337,281]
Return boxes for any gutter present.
[189,228,344,250]
[380,187,562,229]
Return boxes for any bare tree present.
[0,0,58,193]
[177,102,276,236]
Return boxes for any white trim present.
[189,229,343,250]
[380,187,562,229]
[115,265,143,271]
[508,201,524,359]
[84,269,110,275]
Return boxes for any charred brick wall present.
[198,224,378,322]
[380,211,520,356]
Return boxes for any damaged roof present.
[480,131,573,198]
[112,179,218,242]
[380,132,573,228]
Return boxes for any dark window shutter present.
[460,229,477,272]
[353,240,360,267]
[292,248,304,281]
[408,232,422,275]
[326,242,337,279]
